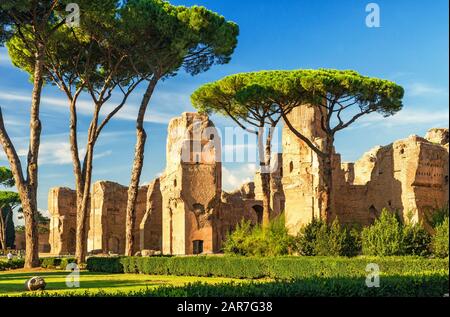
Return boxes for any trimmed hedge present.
[15,274,449,297]
[0,259,25,271]
[86,256,449,280]
[40,257,76,269]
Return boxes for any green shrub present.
[86,257,124,273]
[295,218,361,256]
[295,218,324,256]
[401,223,431,256]
[425,206,449,228]
[0,258,24,271]
[362,209,404,256]
[223,215,295,257]
[17,274,449,297]
[314,219,361,257]
[222,220,253,256]
[85,255,448,282]
[40,257,76,269]
[40,257,61,268]
[432,217,449,258]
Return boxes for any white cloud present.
[406,83,448,97]
[352,108,449,129]
[0,89,190,125]
[0,132,113,165]
[222,163,257,192]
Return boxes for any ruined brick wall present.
[281,104,449,234]
[333,133,449,228]
[254,153,285,218]
[161,113,222,255]
[88,181,147,254]
[48,187,77,255]
[218,183,263,249]
[282,106,327,234]
[140,178,162,251]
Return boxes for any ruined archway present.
[252,205,264,225]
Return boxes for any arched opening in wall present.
[193,240,204,255]
[369,205,378,224]
[252,205,264,225]
[68,228,76,254]
[108,236,120,254]
[400,148,405,155]
[173,179,177,188]
[289,161,294,173]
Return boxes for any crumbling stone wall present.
[88,181,147,254]
[140,178,162,251]
[254,153,285,218]
[282,104,449,234]
[282,106,329,234]
[48,187,77,255]
[161,112,222,255]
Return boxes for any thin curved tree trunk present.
[0,43,44,268]
[319,138,333,223]
[125,78,158,256]
[258,125,275,229]
[0,209,6,251]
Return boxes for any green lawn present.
[0,269,251,296]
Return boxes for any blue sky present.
[0,0,448,218]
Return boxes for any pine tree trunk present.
[0,210,6,251]
[319,138,334,223]
[0,43,44,268]
[259,125,274,229]
[75,129,96,263]
[125,78,158,256]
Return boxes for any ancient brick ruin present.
[283,106,449,234]
[48,110,449,255]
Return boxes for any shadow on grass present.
[3,274,448,297]
[1,278,171,294]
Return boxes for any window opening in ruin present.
[173,179,177,187]
[193,203,205,215]
[445,175,449,185]
[289,161,294,173]
[400,148,405,155]
[193,240,204,255]
[252,205,264,224]
[209,134,214,140]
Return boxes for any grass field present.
[0,256,448,297]
[0,269,252,296]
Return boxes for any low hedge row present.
[0,257,76,271]
[40,257,76,269]
[16,274,449,297]
[0,259,25,271]
[86,256,449,280]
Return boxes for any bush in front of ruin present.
[222,215,295,257]
[361,209,432,256]
[432,216,449,258]
[295,218,361,257]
